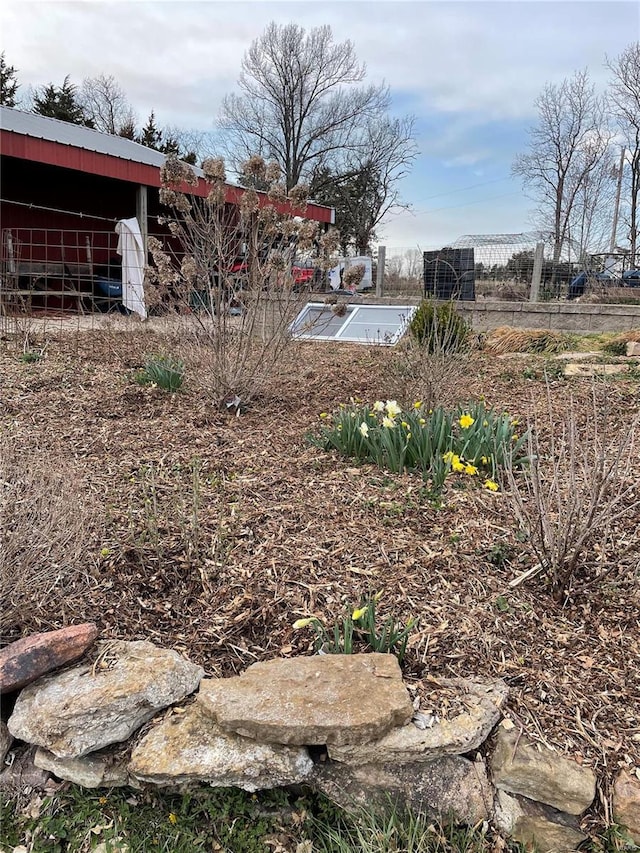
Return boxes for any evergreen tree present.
[32,76,93,126]
[138,110,162,149]
[0,52,19,107]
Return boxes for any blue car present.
[622,269,640,286]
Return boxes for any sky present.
[1,0,639,250]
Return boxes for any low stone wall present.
[344,294,640,334]
[1,629,638,852]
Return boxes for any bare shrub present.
[503,387,640,601]
[0,438,98,638]
[147,153,339,410]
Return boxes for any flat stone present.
[612,769,640,844]
[626,341,640,357]
[0,623,99,693]
[329,677,508,764]
[199,654,413,746]
[34,747,132,788]
[564,362,629,377]
[0,720,12,766]
[8,640,204,758]
[491,727,596,815]
[314,755,492,825]
[494,790,587,850]
[129,702,313,792]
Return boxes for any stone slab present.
[199,653,413,746]
[491,727,596,815]
[34,747,132,788]
[612,769,640,844]
[314,755,492,825]
[329,677,508,764]
[494,790,587,851]
[8,640,204,758]
[129,702,313,792]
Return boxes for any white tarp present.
[115,217,147,319]
[328,256,373,292]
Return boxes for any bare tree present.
[312,115,417,254]
[607,42,640,266]
[513,70,612,274]
[219,22,389,190]
[567,147,617,262]
[80,73,137,135]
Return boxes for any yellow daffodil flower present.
[100,547,110,558]
[401,421,409,429]
[359,422,369,437]
[337,424,342,431]
[484,479,499,492]
[407,432,412,440]
[413,401,423,409]
[373,400,385,412]
[443,450,454,463]
[382,416,396,428]
[464,464,478,475]
[168,813,178,825]
[419,417,426,425]
[481,455,488,465]
[452,456,466,472]
[352,606,368,621]
[374,590,384,602]
[483,419,489,427]
[319,412,328,419]
[385,400,402,418]
[459,414,475,429]
[293,618,316,629]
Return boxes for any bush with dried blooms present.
[0,437,100,638]
[503,386,640,601]
[148,153,339,409]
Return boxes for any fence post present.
[376,245,386,297]
[529,241,544,302]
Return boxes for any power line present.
[413,191,521,216]
[411,176,512,205]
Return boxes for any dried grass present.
[484,326,572,355]
[0,436,99,639]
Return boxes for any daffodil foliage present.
[309,399,528,496]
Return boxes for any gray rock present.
[8,640,204,758]
[34,748,132,788]
[314,755,492,825]
[329,677,508,764]
[494,789,588,850]
[199,653,413,746]
[0,720,13,766]
[129,702,313,792]
[490,727,596,815]
[626,341,640,357]
[612,769,640,844]
[0,746,50,792]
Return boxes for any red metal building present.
[0,106,334,313]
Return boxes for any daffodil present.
[459,413,475,429]
[359,422,369,437]
[484,479,499,492]
[168,813,178,825]
[481,455,488,465]
[100,547,111,558]
[413,401,423,409]
[373,400,385,412]
[319,412,328,419]
[385,400,402,418]
[406,432,412,440]
[464,464,478,475]
[452,455,466,472]
[352,606,368,621]
[374,590,384,602]
[483,419,489,427]
[401,421,409,429]
[337,424,342,431]
[419,418,426,425]
[443,450,454,463]
[293,617,316,629]
[382,416,396,428]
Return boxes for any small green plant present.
[309,399,528,498]
[19,348,43,363]
[409,299,469,353]
[294,593,416,665]
[134,353,185,391]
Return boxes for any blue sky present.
[2,0,638,248]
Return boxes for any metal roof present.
[0,106,174,170]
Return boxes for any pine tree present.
[138,110,162,149]
[0,52,19,107]
[32,76,94,126]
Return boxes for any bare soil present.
[1,323,639,829]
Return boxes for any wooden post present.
[529,241,544,302]
[376,245,386,297]
[136,185,148,259]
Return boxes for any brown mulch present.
[1,324,639,826]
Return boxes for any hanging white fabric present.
[115,217,147,319]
